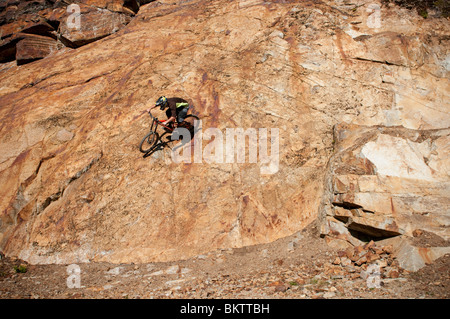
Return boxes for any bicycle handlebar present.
[148,110,171,127]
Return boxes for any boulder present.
[58,4,132,47]
[381,236,450,272]
[15,33,58,65]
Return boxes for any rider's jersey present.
[166,97,189,119]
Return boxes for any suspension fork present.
[150,118,158,132]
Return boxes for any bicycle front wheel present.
[139,131,159,153]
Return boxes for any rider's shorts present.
[177,106,189,123]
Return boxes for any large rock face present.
[0,0,448,265]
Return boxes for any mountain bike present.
[139,110,200,155]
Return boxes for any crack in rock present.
[35,152,103,216]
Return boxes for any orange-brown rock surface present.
[0,0,449,265]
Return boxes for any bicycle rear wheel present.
[139,131,159,153]
[181,114,200,134]
[184,114,200,121]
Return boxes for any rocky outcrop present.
[0,0,154,65]
[58,3,133,47]
[319,123,450,269]
[0,0,448,266]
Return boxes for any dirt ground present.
[0,223,449,300]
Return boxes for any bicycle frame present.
[140,110,200,156]
[148,111,174,133]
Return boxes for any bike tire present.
[182,114,200,133]
[139,131,159,153]
[184,114,200,121]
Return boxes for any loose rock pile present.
[1,229,449,299]
[332,240,405,280]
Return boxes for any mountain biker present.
[146,96,191,128]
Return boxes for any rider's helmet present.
[155,96,168,110]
